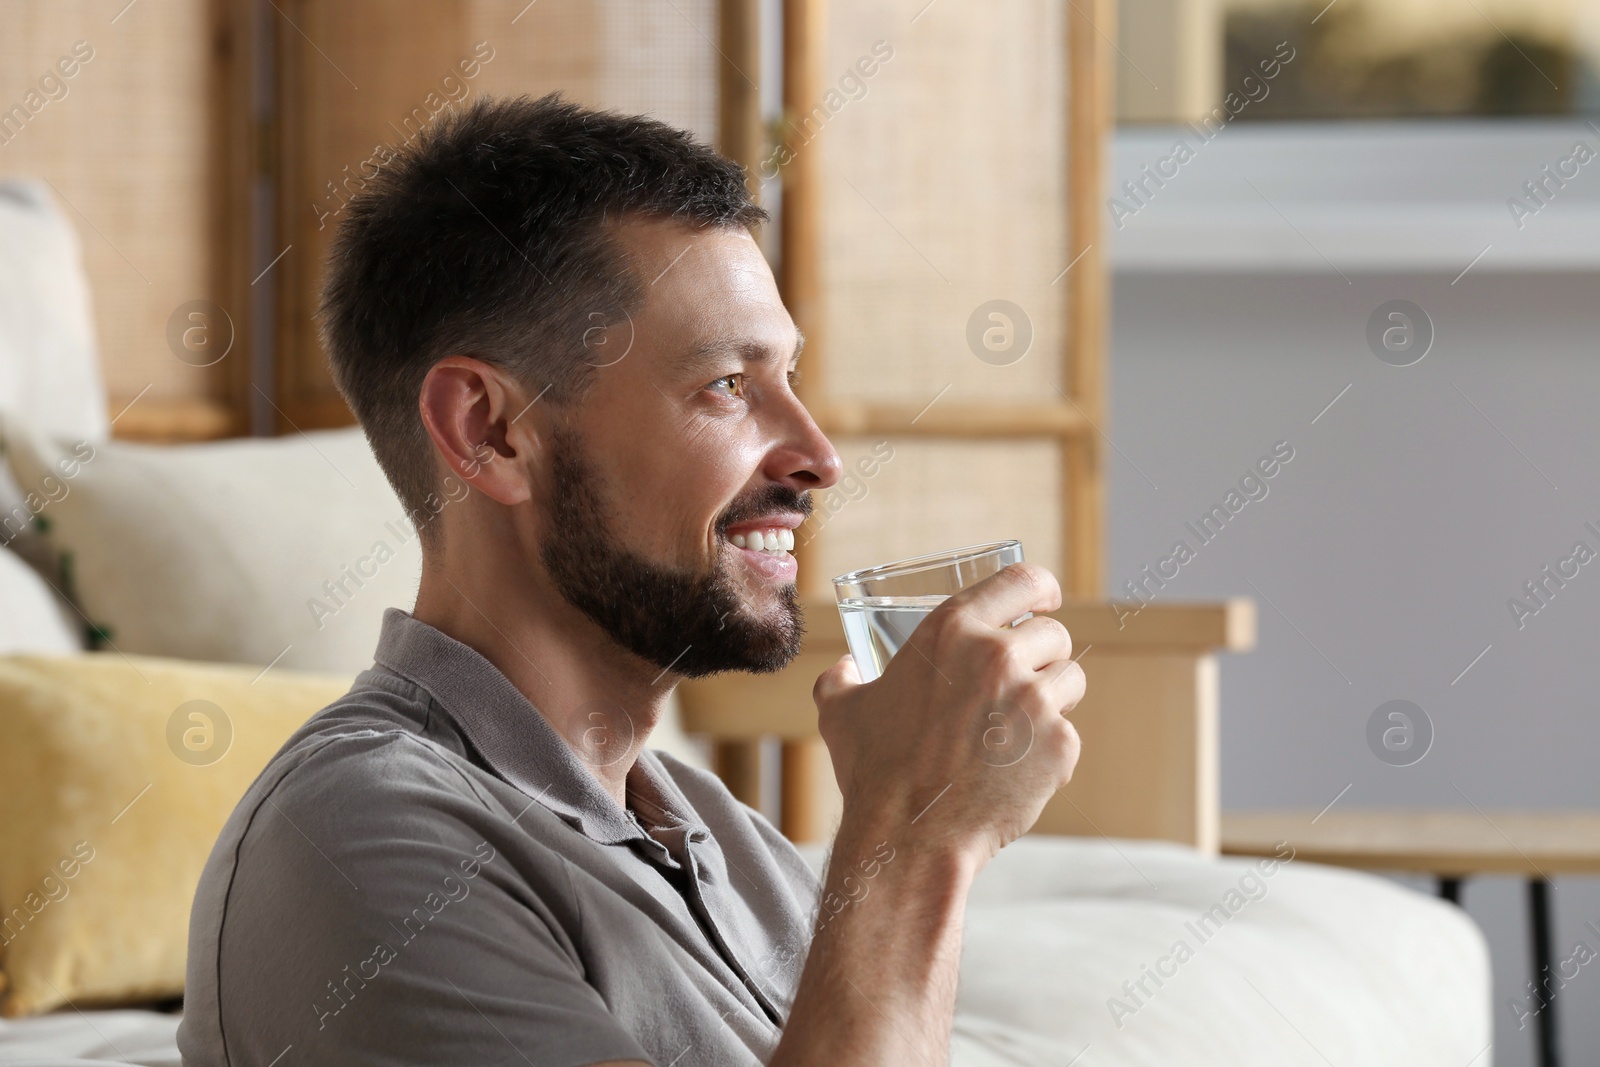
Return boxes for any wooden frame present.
[1064,0,1114,600]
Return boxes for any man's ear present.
[417,356,544,507]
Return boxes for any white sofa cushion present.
[0,545,81,654]
[0,1008,179,1067]
[804,835,1491,1066]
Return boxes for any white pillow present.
[0,180,111,554]
[0,544,82,654]
[1,416,423,675]
[0,180,108,445]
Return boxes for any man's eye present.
[708,374,745,397]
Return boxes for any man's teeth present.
[729,528,795,553]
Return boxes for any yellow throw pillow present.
[0,652,352,1017]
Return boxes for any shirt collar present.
[371,607,706,848]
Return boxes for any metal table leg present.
[1529,877,1560,1067]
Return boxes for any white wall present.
[1109,267,1600,1067]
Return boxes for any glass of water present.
[832,541,1025,683]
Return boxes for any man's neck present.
[411,557,671,809]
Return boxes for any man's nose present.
[762,394,842,491]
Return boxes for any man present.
[180,93,1084,1066]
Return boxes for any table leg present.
[1437,876,1462,904]
[1529,877,1560,1067]
[712,740,763,811]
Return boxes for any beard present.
[539,426,809,678]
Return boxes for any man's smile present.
[723,513,803,581]
[727,527,795,553]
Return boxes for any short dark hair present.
[319,92,767,544]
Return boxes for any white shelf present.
[1109,120,1600,273]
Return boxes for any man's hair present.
[319,92,767,543]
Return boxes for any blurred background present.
[1126,0,1600,122]
[1115,3,1600,1067]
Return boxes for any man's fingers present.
[813,653,864,705]
[944,562,1063,629]
[1054,716,1082,788]
[1007,615,1073,670]
[1041,658,1087,716]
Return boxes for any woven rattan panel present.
[812,436,1062,584]
[820,0,1068,405]
[813,0,1070,576]
[0,0,219,415]
[470,0,717,143]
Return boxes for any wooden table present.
[1224,809,1600,1067]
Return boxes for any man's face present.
[536,216,841,677]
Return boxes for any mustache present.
[715,484,812,534]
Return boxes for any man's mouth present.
[721,514,803,581]
[726,527,796,554]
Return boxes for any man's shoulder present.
[182,682,620,1067]
[213,675,511,873]
[264,716,489,818]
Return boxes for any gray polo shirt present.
[179,608,820,1066]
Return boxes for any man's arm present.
[773,562,1085,1065]
[770,818,975,1065]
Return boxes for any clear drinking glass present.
[832,540,1025,683]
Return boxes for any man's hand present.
[813,561,1085,868]
[771,563,1084,1067]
